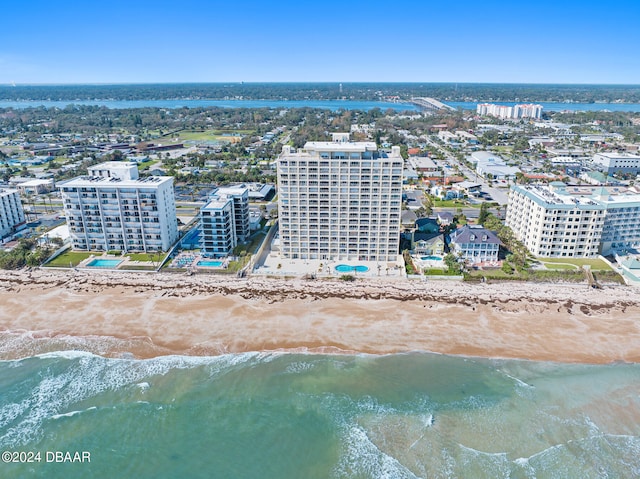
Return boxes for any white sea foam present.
[136,382,150,392]
[458,443,508,458]
[0,352,265,448]
[35,350,98,360]
[500,371,535,389]
[424,414,434,427]
[334,424,421,479]
[284,361,315,374]
[50,406,97,420]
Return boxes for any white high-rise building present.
[277,135,403,262]
[0,188,26,239]
[59,162,178,252]
[506,182,640,257]
[200,185,249,257]
[477,103,542,119]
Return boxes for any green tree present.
[478,202,490,225]
[444,253,460,274]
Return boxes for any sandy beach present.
[1,268,639,363]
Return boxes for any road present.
[425,137,510,206]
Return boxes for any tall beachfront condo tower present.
[0,188,26,239]
[59,161,178,252]
[277,134,403,262]
[199,185,249,257]
[506,182,640,257]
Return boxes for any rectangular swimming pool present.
[197,260,223,267]
[87,259,123,268]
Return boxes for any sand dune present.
[1,269,639,363]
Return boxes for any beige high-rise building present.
[277,135,403,262]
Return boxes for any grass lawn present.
[126,252,167,263]
[45,250,93,267]
[121,265,156,271]
[465,269,522,280]
[540,262,578,270]
[137,159,160,171]
[165,130,249,144]
[233,231,266,256]
[493,146,512,153]
[537,257,612,271]
[423,268,459,276]
[432,200,468,208]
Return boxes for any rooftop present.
[450,225,501,245]
[512,183,640,207]
[59,175,172,188]
[303,141,378,153]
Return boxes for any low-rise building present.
[470,151,520,180]
[16,179,55,195]
[408,157,443,179]
[436,212,453,226]
[592,152,640,175]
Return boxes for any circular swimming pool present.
[335,264,369,273]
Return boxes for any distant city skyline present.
[1,0,639,85]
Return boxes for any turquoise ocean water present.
[1,351,639,478]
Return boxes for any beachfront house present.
[449,225,501,264]
[411,232,445,256]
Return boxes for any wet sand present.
[1,269,639,363]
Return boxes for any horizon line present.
[2,81,640,87]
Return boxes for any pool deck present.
[255,251,405,280]
[412,255,446,271]
[78,253,157,271]
[169,252,229,270]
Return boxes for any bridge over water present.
[410,97,456,112]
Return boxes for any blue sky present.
[1,0,639,84]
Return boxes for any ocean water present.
[1,351,639,478]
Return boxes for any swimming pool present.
[420,255,443,261]
[87,259,122,268]
[335,264,369,273]
[197,260,223,267]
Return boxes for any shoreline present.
[1,268,640,364]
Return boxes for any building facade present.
[449,225,501,264]
[476,103,543,119]
[592,152,640,175]
[277,136,403,262]
[200,197,235,258]
[59,162,178,252]
[199,185,250,257]
[0,188,26,239]
[507,182,640,257]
